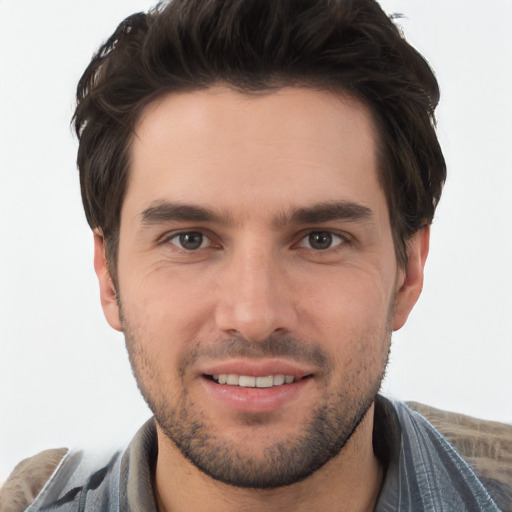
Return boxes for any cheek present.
[298,266,395,336]
[122,297,186,404]
[295,267,395,378]
[121,263,216,327]
[119,268,218,379]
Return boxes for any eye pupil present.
[179,232,203,250]
[309,232,332,250]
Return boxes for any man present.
[1,0,511,511]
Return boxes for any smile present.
[201,371,314,413]
[211,374,297,388]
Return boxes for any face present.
[95,86,427,488]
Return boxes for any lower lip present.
[200,376,312,414]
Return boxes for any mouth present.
[204,373,311,388]
[200,365,315,413]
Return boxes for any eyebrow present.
[139,200,373,227]
[279,201,374,226]
[140,201,233,225]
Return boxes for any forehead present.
[127,86,383,221]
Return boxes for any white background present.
[1,0,511,482]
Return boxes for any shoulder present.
[408,401,512,512]
[0,447,124,512]
[0,448,68,512]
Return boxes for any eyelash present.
[297,231,349,251]
[164,231,213,251]
[161,229,351,252]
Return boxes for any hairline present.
[103,81,409,287]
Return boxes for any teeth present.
[239,375,256,387]
[273,374,285,386]
[226,374,239,385]
[214,374,296,387]
[256,375,273,388]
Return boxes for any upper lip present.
[198,358,316,379]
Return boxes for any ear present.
[93,230,123,332]
[392,226,430,331]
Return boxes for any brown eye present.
[308,232,332,250]
[170,232,208,250]
[299,231,345,251]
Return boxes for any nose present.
[214,245,298,342]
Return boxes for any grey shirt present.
[11,397,504,511]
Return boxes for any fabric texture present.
[408,401,512,510]
[1,397,509,512]
[0,449,68,512]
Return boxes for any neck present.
[154,404,383,512]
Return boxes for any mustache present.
[179,334,332,373]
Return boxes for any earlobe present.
[392,226,430,331]
[93,230,123,332]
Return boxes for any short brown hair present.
[74,0,446,281]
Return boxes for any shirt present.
[5,396,505,511]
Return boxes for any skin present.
[94,86,429,512]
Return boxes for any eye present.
[298,231,346,250]
[168,231,210,251]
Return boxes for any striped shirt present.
[3,397,507,511]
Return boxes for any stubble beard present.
[121,306,392,489]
